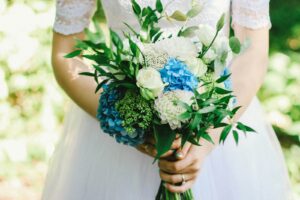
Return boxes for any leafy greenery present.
[115,90,154,134]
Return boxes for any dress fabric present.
[43,0,292,199]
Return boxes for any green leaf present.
[123,22,139,37]
[142,7,151,17]
[189,113,202,130]
[233,130,239,145]
[174,100,192,112]
[231,106,242,116]
[152,31,163,43]
[186,3,202,18]
[215,87,232,95]
[110,29,123,50]
[114,82,137,89]
[78,72,95,77]
[216,13,225,31]
[131,0,141,16]
[156,0,163,13]
[64,50,82,58]
[198,105,216,114]
[219,124,232,143]
[188,137,201,146]
[178,111,192,120]
[169,10,187,21]
[181,131,191,148]
[153,124,177,162]
[214,122,228,128]
[95,79,109,93]
[201,133,214,144]
[74,39,89,50]
[178,26,199,37]
[129,39,139,57]
[216,73,231,83]
[229,37,241,54]
[237,122,256,133]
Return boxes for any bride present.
[42,0,292,199]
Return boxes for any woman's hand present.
[158,142,214,193]
[136,134,183,158]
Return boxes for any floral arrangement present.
[65,0,255,199]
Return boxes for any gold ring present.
[181,174,186,185]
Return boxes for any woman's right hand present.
[136,135,187,159]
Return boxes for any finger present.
[144,143,157,157]
[176,161,201,174]
[159,170,197,185]
[175,142,191,160]
[160,149,176,159]
[158,154,195,173]
[170,137,181,150]
[164,179,196,193]
[137,143,157,157]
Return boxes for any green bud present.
[140,87,155,100]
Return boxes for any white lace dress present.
[42,0,292,199]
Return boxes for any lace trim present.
[231,0,271,29]
[53,0,96,35]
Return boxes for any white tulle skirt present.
[41,97,292,200]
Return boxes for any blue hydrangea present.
[221,67,232,90]
[221,67,237,105]
[160,58,198,92]
[97,85,145,147]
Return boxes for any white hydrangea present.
[154,90,194,130]
[141,44,169,69]
[155,37,198,58]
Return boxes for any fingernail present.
[175,152,183,159]
[163,182,167,187]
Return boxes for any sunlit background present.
[0,0,299,199]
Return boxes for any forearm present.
[52,32,100,118]
[206,27,269,148]
[230,27,269,120]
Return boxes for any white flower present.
[136,67,165,98]
[179,56,207,77]
[213,36,230,56]
[155,90,194,130]
[203,49,217,63]
[155,37,198,58]
[197,24,216,46]
[213,59,225,77]
[212,36,233,76]
[141,44,169,69]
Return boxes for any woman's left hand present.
[158,143,213,193]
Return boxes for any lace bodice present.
[54,0,271,35]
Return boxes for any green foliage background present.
[0,0,299,199]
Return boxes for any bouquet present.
[65,0,255,199]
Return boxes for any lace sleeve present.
[53,0,96,35]
[231,0,271,29]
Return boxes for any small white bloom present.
[197,24,216,46]
[155,37,198,58]
[155,90,194,130]
[213,36,230,55]
[141,44,169,69]
[136,67,165,97]
[213,59,225,77]
[203,49,217,63]
[179,56,207,77]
